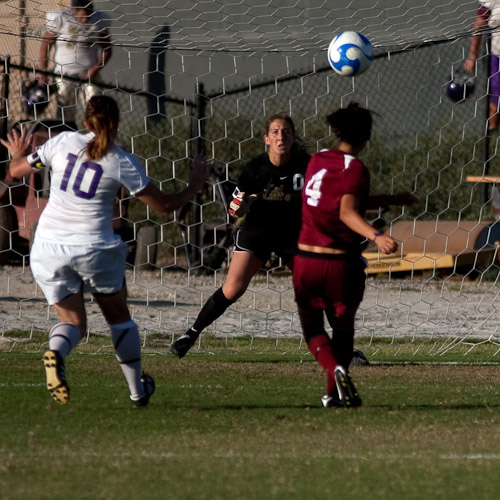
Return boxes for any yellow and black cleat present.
[43,350,69,405]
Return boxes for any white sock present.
[109,320,143,399]
[48,323,81,359]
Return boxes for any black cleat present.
[331,365,362,408]
[43,350,69,405]
[351,349,370,366]
[132,373,155,408]
[170,329,198,358]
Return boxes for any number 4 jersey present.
[34,131,150,246]
[298,149,370,254]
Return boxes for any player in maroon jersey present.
[293,102,416,408]
[171,113,310,358]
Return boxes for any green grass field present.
[3,341,500,500]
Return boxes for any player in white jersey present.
[1,96,209,407]
[38,0,112,123]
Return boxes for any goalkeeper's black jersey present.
[236,150,310,245]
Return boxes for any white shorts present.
[30,239,128,305]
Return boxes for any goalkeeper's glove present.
[228,188,246,218]
[228,188,257,218]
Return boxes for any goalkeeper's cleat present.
[333,365,362,408]
[131,373,155,408]
[43,350,69,405]
[170,328,199,358]
[351,348,370,366]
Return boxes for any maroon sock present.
[308,334,338,378]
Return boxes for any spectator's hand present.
[464,58,476,75]
[0,128,32,158]
[374,233,398,255]
[85,66,101,80]
[188,155,210,193]
[37,73,48,85]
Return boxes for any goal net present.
[1,0,499,359]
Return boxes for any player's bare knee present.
[221,283,246,302]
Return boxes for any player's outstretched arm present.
[136,155,210,214]
[0,128,33,178]
[339,193,398,255]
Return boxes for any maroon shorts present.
[293,252,366,318]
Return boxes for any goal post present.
[1,1,500,359]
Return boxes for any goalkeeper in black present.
[170,113,310,358]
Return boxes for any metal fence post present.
[188,82,207,268]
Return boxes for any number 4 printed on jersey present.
[305,168,327,207]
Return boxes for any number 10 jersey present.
[35,131,150,247]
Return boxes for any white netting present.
[1,0,500,357]
[1,0,479,52]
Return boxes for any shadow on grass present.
[136,401,500,411]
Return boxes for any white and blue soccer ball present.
[327,31,373,76]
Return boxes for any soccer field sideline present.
[6,447,500,461]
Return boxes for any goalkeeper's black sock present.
[192,287,235,333]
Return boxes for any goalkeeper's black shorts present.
[233,228,297,265]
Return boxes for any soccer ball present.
[327,31,373,76]
[446,68,475,103]
[22,81,49,115]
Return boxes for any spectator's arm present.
[38,31,57,84]
[465,6,491,73]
